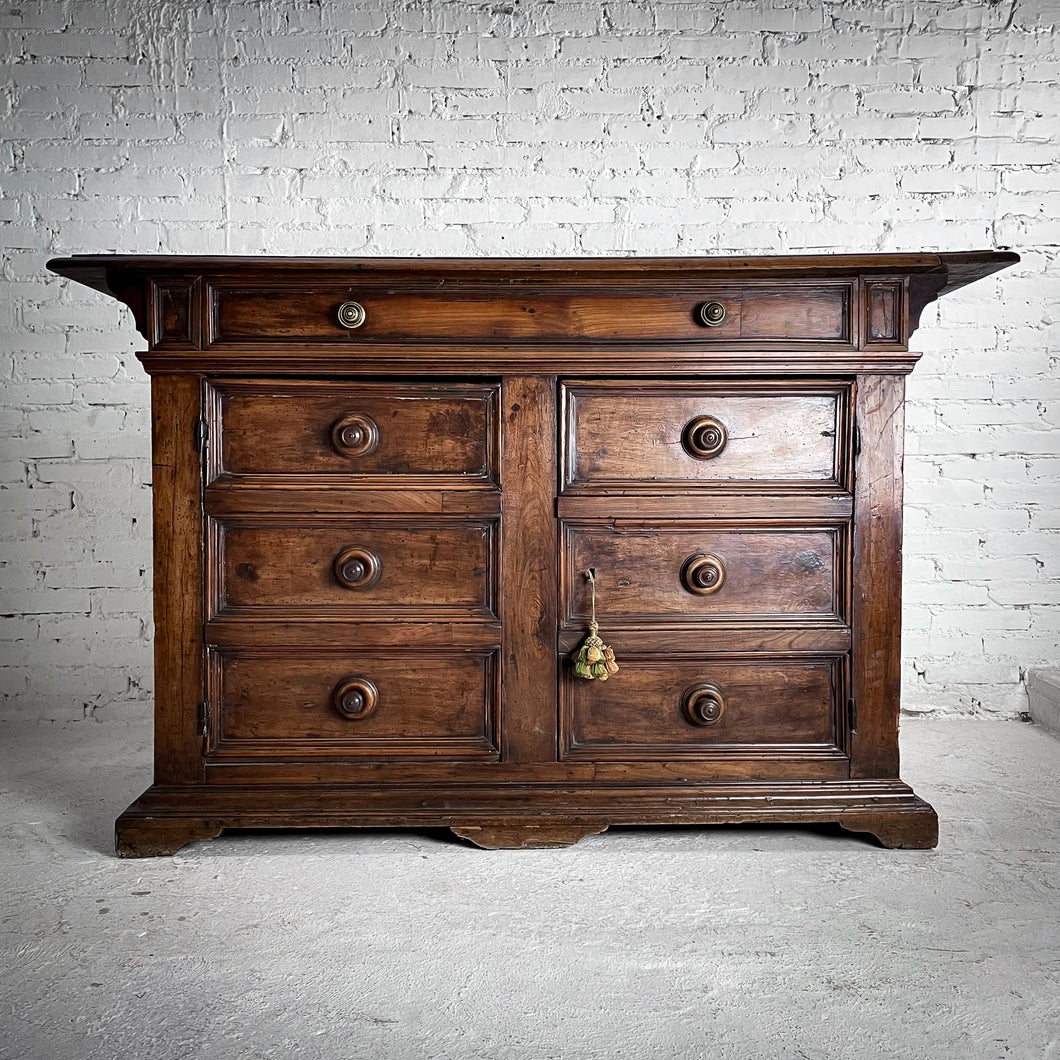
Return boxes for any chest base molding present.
[115,779,939,855]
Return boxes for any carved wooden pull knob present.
[683,415,727,460]
[334,546,382,589]
[330,412,379,457]
[681,552,726,596]
[333,676,379,719]
[683,682,725,726]
[337,300,366,329]
[698,300,727,327]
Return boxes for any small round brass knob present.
[333,676,379,719]
[683,415,727,460]
[330,412,379,457]
[337,301,366,329]
[334,546,382,589]
[682,553,726,596]
[682,682,726,726]
[698,300,727,327]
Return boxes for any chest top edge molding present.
[46,250,1019,371]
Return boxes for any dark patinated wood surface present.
[45,252,1018,855]
[499,375,559,764]
[211,280,852,346]
[210,517,497,619]
[208,648,499,759]
[211,380,500,483]
[150,374,207,786]
[562,381,847,491]
[850,374,907,779]
[561,522,844,626]
[561,654,843,758]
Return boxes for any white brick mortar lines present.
[0,0,1057,721]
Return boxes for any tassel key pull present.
[571,569,619,681]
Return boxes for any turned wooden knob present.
[334,546,381,589]
[683,415,727,460]
[333,676,379,719]
[682,682,725,726]
[330,412,379,457]
[681,552,726,596]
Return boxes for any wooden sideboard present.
[48,251,1018,855]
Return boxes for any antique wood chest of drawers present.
[48,251,1018,855]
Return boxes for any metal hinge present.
[198,701,210,739]
[194,418,208,453]
[853,420,861,458]
[847,698,858,733]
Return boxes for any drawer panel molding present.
[207,379,501,487]
[562,521,848,628]
[206,648,500,760]
[208,281,853,347]
[561,381,851,492]
[561,653,847,761]
[208,516,499,622]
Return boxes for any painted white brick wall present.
[1,0,1057,720]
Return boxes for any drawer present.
[206,648,499,759]
[208,517,497,621]
[206,380,500,486]
[561,654,843,760]
[562,522,846,628]
[208,281,853,346]
[561,381,849,492]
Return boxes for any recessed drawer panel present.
[562,382,848,492]
[207,648,499,759]
[208,380,499,486]
[209,517,497,621]
[562,522,844,627]
[208,282,851,345]
[561,654,842,760]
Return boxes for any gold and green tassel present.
[571,568,619,681]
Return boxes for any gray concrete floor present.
[1,716,1058,1060]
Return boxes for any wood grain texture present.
[499,375,558,763]
[210,281,851,346]
[562,654,843,760]
[451,821,609,849]
[205,616,502,650]
[115,817,223,858]
[112,778,937,853]
[556,624,853,656]
[837,808,939,849]
[864,279,905,346]
[47,249,1019,287]
[150,374,206,784]
[850,374,905,779]
[205,482,501,516]
[208,648,499,759]
[141,347,927,378]
[562,522,845,628]
[212,379,500,484]
[210,516,497,620]
[562,381,846,491]
[150,276,201,350]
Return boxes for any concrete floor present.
[1,717,1057,1060]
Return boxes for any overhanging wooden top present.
[45,250,1021,376]
[48,250,1019,295]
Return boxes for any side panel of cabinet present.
[151,374,206,783]
[850,374,904,778]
